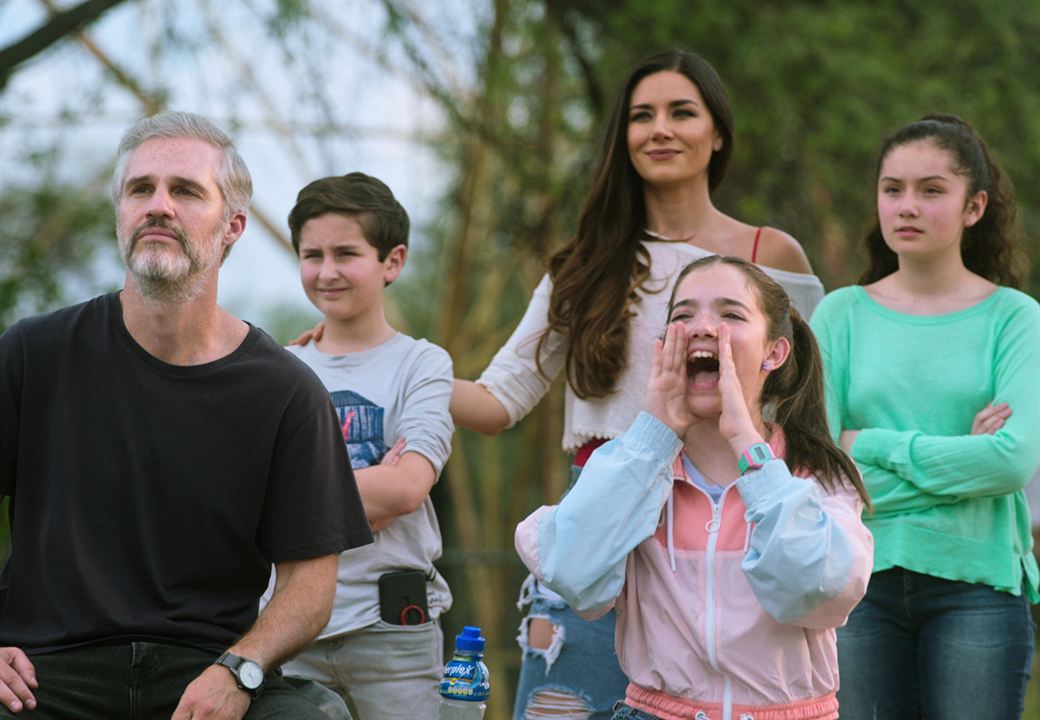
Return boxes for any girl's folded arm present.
[851,303,1039,498]
[855,459,960,516]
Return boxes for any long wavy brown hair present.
[860,114,1028,288]
[668,256,871,506]
[537,49,735,398]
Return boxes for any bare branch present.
[247,203,294,255]
[378,0,515,157]
[0,0,129,91]
[37,0,162,114]
[199,0,313,181]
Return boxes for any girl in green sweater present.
[811,115,1039,719]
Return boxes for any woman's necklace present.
[643,228,698,243]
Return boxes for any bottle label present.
[439,658,490,701]
[443,664,477,681]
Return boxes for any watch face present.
[239,660,264,689]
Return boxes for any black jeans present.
[0,641,331,720]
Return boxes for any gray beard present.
[120,222,221,303]
[132,264,207,303]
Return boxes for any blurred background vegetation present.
[2,1,1039,717]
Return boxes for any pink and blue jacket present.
[515,413,873,720]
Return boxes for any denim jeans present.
[0,641,332,720]
[836,567,1035,720]
[282,619,443,720]
[513,454,629,719]
[512,584,629,719]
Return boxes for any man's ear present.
[383,245,407,286]
[220,211,247,262]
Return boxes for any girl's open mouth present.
[687,351,720,386]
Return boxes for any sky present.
[0,0,483,328]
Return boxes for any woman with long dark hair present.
[811,114,1039,719]
[453,49,826,719]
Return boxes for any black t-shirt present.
[0,293,373,652]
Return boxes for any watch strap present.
[214,651,264,698]
[738,442,774,475]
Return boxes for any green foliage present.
[0,182,118,332]
[254,301,323,346]
[266,0,312,37]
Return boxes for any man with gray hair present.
[0,112,373,719]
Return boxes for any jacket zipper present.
[702,486,734,720]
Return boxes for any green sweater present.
[811,285,1040,602]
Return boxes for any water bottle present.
[438,625,490,719]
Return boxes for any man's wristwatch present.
[738,442,775,475]
[214,651,265,698]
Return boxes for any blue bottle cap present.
[455,625,485,652]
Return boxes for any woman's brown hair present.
[668,256,871,506]
[537,48,734,398]
[860,114,1028,288]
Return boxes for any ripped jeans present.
[512,575,629,719]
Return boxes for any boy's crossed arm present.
[354,448,437,532]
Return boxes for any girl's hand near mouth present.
[645,320,696,437]
[717,324,765,455]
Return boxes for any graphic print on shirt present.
[329,390,386,469]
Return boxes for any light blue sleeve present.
[529,412,681,614]
[737,461,873,629]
